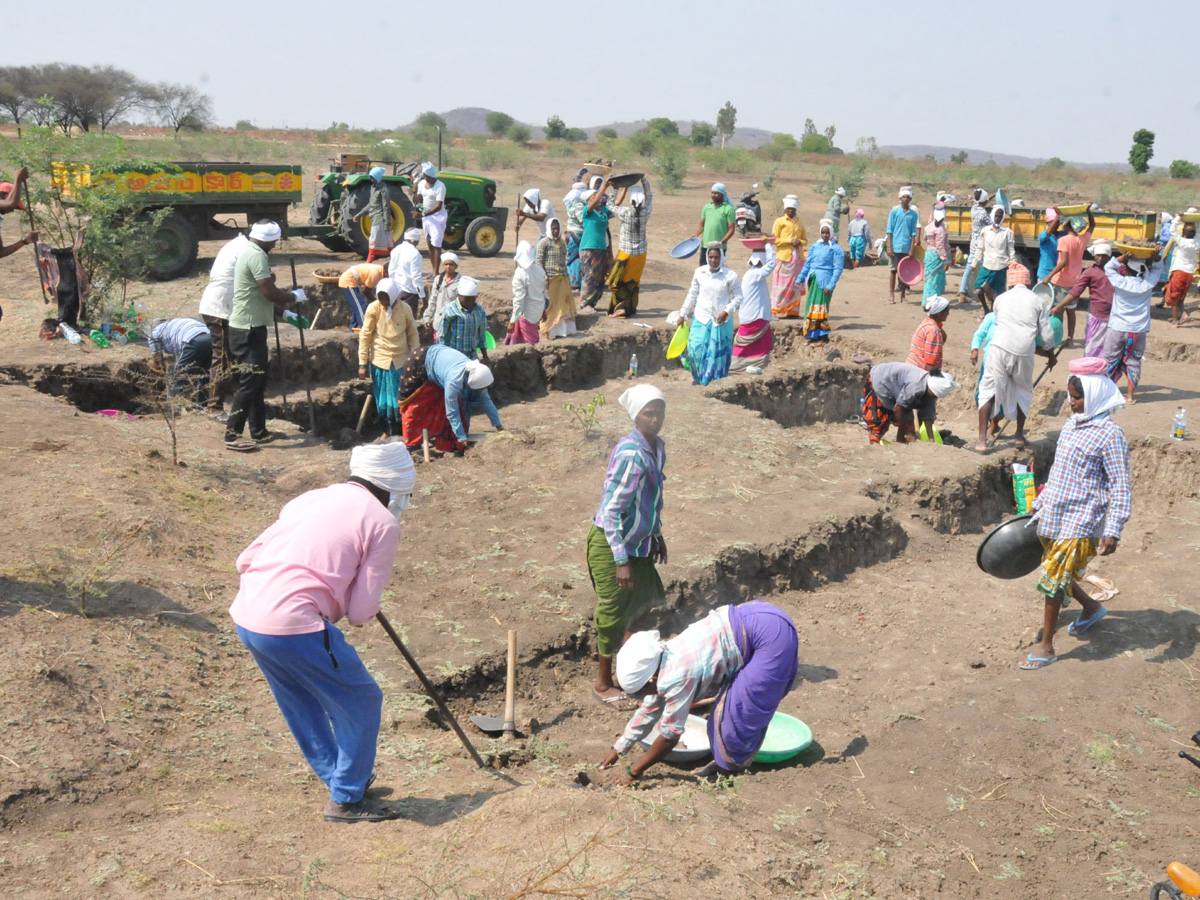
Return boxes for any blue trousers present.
[464,387,502,429]
[236,624,382,804]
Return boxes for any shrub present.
[695,147,756,174]
[1169,159,1199,179]
[597,127,618,140]
[652,137,689,192]
[508,123,531,145]
[690,122,715,147]
[485,112,514,137]
[545,115,568,140]
[235,119,254,131]
[565,127,588,143]
[627,130,656,157]
[416,111,446,129]
[646,117,678,137]
[799,133,833,154]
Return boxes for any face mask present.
[388,493,411,521]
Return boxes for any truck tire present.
[465,216,504,258]
[339,182,415,258]
[149,212,199,280]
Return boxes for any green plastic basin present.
[754,712,813,763]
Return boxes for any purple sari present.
[708,601,799,771]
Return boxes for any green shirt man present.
[694,183,737,253]
[230,241,276,329]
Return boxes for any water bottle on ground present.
[1173,407,1187,441]
[58,322,81,344]
[88,329,110,348]
[629,353,638,377]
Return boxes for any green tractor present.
[308,154,508,259]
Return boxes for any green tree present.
[236,119,255,131]
[416,111,446,129]
[628,130,656,157]
[716,101,737,148]
[690,121,715,146]
[485,111,514,136]
[799,133,833,154]
[565,127,588,143]
[950,150,968,164]
[544,114,568,140]
[507,123,531,145]
[1043,156,1066,170]
[1129,128,1155,174]
[597,127,618,140]
[1169,159,1200,179]
[646,117,678,137]
[652,136,689,192]
[765,132,797,161]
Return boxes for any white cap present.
[782,196,799,210]
[465,360,494,390]
[249,221,281,241]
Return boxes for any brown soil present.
[1,156,1198,899]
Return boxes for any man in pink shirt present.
[1043,209,1095,348]
[230,442,415,823]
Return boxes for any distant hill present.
[402,110,1125,168]
[880,144,1127,173]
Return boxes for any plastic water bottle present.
[1173,407,1187,441]
[628,353,638,377]
[88,329,110,348]
[112,329,129,345]
[58,322,81,344]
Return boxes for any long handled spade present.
[375,613,519,785]
[289,257,318,436]
[470,630,521,738]
[21,180,49,308]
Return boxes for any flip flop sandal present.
[591,689,638,711]
[224,438,258,452]
[1019,654,1058,671]
[1069,606,1107,636]
[1084,575,1117,596]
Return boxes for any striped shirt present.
[615,606,743,753]
[906,317,945,371]
[1033,415,1131,540]
[149,318,209,355]
[592,429,666,565]
[438,300,489,359]
[535,235,568,279]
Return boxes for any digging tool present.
[1180,750,1200,771]
[356,393,375,435]
[375,612,509,780]
[272,321,289,411]
[470,630,521,738]
[993,347,1061,442]
[21,180,49,307]
[289,257,318,436]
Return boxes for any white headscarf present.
[514,240,535,269]
[465,360,494,390]
[403,227,422,243]
[992,207,1006,225]
[973,187,989,204]
[924,295,950,315]
[523,188,541,208]
[782,196,799,211]
[1077,374,1126,421]
[249,221,281,241]
[456,275,479,297]
[1090,241,1112,258]
[581,189,596,203]
[818,219,833,239]
[927,372,959,398]
[564,182,586,205]
[616,630,667,694]
[441,251,459,267]
[350,442,417,519]
[835,187,847,197]
[589,175,604,191]
[375,277,398,317]
[618,384,666,422]
[899,186,914,199]
[749,250,767,267]
[629,189,646,208]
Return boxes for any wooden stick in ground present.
[356,393,375,436]
[502,630,516,739]
[422,428,430,463]
[289,257,318,436]
[272,321,289,411]
[374,612,495,774]
[21,181,49,307]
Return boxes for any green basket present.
[753,712,813,763]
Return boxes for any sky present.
[16,0,1200,166]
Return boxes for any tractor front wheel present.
[465,216,503,258]
[148,212,199,280]
[442,220,466,251]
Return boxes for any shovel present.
[470,630,521,738]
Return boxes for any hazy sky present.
[18,0,1200,166]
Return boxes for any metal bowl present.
[608,172,645,189]
[976,514,1042,579]
[671,236,701,259]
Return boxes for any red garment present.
[400,380,465,452]
[861,375,893,443]
[906,317,945,371]
[503,318,541,345]
[366,246,393,263]
[1164,269,1192,308]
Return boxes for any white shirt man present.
[738,243,776,324]
[387,230,426,308]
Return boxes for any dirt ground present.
[2,154,1200,899]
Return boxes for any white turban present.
[456,275,479,297]
[618,384,666,422]
[1091,242,1112,258]
[1078,374,1126,421]
[249,221,281,241]
[421,161,437,178]
[924,294,950,315]
[629,189,645,208]
[616,630,667,694]
[782,196,799,211]
[899,186,913,199]
[404,227,422,243]
[835,187,847,197]
[523,188,541,206]
[441,251,459,266]
[514,240,535,269]
[465,359,494,390]
[926,372,959,398]
[350,442,417,518]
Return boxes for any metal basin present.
[976,514,1042,579]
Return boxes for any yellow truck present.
[944,205,1158,272]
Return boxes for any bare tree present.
[0,66,38,134]
[93,66,149,130]
[151,83,213,133]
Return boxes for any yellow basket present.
[1056,203,1089,216]
[1112,242,1156,259]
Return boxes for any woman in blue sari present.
[674,243,743,385]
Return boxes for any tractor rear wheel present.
[465,216,504,258]
[148,212,199,280]
[339,182,416,258]
[311,182,353,252]
[442,220,466,250]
